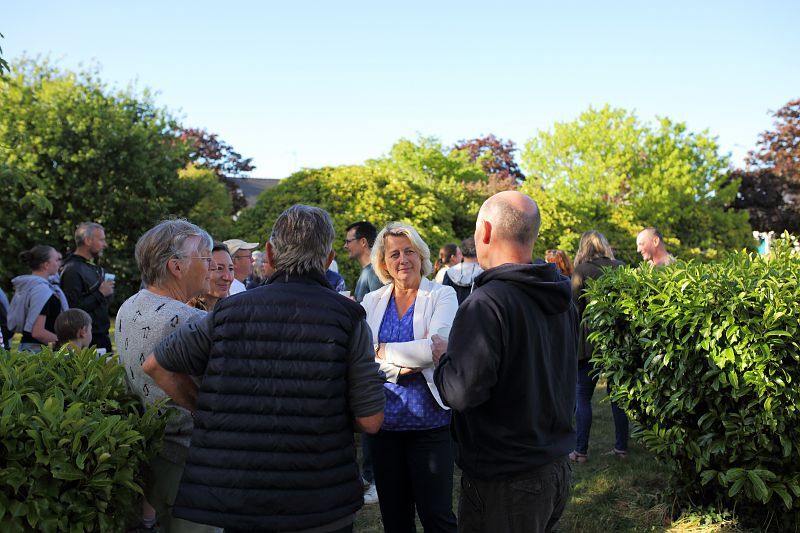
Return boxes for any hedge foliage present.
[0,347,167,532]
[584,235,800,524]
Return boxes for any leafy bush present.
[584,234,800,525]
[0,347,167,532]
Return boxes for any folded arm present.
[382,287,458,369]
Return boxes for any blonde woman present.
[570,230,628,463]
[361,222,458,533]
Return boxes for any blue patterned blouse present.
[379,293,451,431]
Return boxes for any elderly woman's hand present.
[431,334,448,366]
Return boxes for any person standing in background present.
[345,221,384,303]
[223,238,259,295]
[433,244,462,284]
[60,222,115,353]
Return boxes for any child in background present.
[54,309,92,350]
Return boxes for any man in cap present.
[223,238,259,295]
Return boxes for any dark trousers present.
[575,360,629,454]
[458,458,571,533]
[361,432,374,484]
[372,426,457,533]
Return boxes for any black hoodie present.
[434,261,578,479]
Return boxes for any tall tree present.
[732,98,800,233]
[520,106,751,263]
[179,127,255,212]
[0,60,192,300]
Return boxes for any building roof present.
[230,177,281,208]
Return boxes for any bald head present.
[478,191,540,247]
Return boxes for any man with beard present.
[60,222,115,352]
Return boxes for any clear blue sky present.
[4,1,799,178]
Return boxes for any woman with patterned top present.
[361,222,458,533]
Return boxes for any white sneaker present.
[363,482,379,505]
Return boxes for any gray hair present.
[371,222,433,284]
[135,219,213,287]
[479,194,540,246]
[74,222,104,246]
[269,205,334,275]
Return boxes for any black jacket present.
[434,261,578,479]
[59,254,110,339]
[572,257,625,362]
[173,270,368,531]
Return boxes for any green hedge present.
[0,348,167,532]
[584,235,800,524]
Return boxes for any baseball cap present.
[223,239,260,256]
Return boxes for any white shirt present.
[229,278,246,295]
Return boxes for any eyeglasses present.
[233,254,252,261]
[344,238,359,245]
[194,256,214,265]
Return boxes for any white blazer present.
[361,277,458,409]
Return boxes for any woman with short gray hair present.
[115,219,219,533]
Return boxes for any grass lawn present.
[354,381,748,533]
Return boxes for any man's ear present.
[324,250,335,270]
[480,219,492,244]
[266,242,277,269]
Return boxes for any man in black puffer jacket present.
[434,191,578,533]
[143,204,385,533]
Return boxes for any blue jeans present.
[575,360,628,455]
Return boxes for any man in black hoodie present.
[60,222,115,352]
[433,191,577,533]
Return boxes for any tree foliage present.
[0,60,195,301]
[0,33,9,76]
[235,137,494,286]
[179,127,255,212]
[519,106,752,263]
[451,134,525,185]
[174,164,234,240]
[732,98,800,234]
